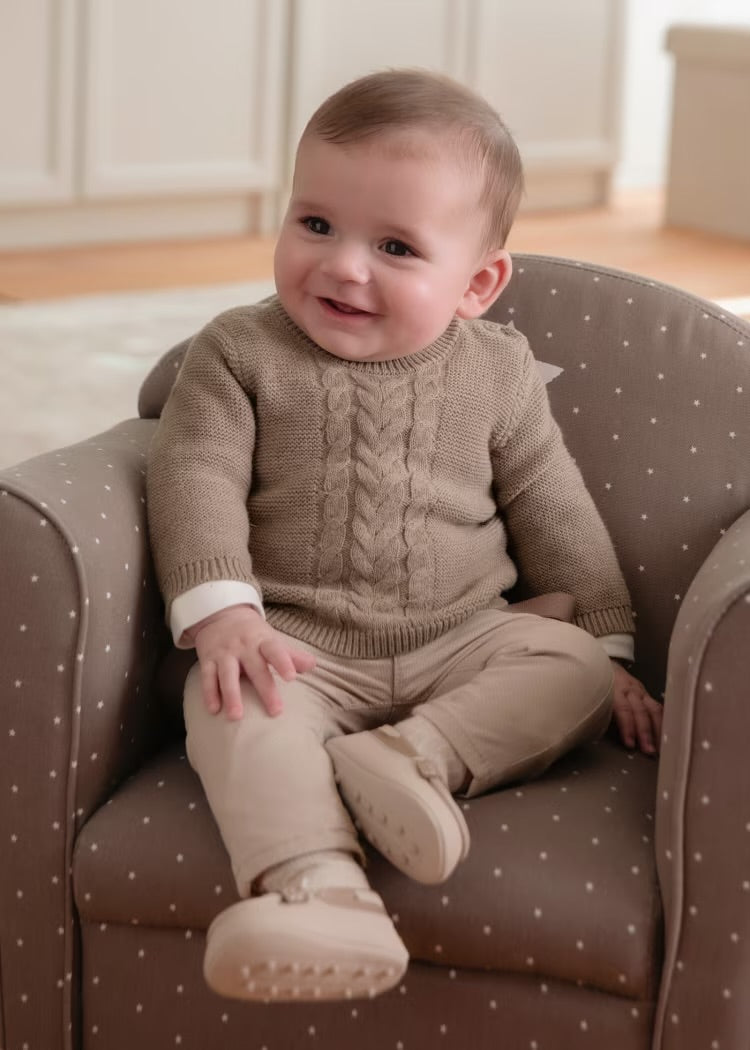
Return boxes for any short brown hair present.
[302,69,524,250]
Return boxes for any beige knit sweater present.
[147,297,634,658]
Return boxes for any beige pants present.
[184,608,614,897]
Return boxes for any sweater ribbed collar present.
[269,296,460,374]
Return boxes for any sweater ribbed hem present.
[267,607,478,659]
[270,603,635,657]
[575,604,635,638]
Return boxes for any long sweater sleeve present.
[490,346,634,637]
[146,324,259,622]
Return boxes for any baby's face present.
[274,132,494,362]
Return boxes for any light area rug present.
[1,280,747,470]
[0,280,275,469]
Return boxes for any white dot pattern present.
[486,259,749,701]
[2,255,748,1049]
[0,422,169,1050]
[655,515,750,1045]
[78,918,654,1049]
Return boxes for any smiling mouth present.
[321,297,371,316]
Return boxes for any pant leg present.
[183,637,393,896]
[395,609,614,797]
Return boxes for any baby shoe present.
[326,725,470,884]
[203,885,408,1002]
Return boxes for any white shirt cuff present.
[170,581,265,648]
[598,633,635,663]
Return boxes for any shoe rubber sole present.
[327,727,470,884]
[204,888,408,1002]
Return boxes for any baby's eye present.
[382,239,414,257]
[302,216,331,235]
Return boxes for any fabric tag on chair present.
[537,361,564,384]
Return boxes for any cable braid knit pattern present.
[404,360,443,612]
[314,364,352,626]
[147,297,635,657]
[350,374,410,615]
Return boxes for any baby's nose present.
[321,241,370,284]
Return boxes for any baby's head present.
[306,69,524,254]
[274,69,524,362]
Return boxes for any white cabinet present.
[471,0,625,209]
[82,0,285,198]
[665,24,750,240]
[0,0,288,248]
[0,0,77,205]
[287,0,472,150]
[287,0,625,213]
[0,0,624,249]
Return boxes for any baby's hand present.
[611,661,663,756]
[191,605,316,721]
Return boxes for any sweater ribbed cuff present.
[575,604,635,638]
[163,556,259,614]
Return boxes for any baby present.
[147,69,662,1004]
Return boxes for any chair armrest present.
[654,508,750,1050]
[0,419,169,1050]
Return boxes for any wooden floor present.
[1,189,749,303]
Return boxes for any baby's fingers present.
[242,656,284,718]
[645,696,664,753]
[217,659,245,721]
[258,639,316,682]
[200,660,224,716]
[613,699,637,750]
[632,700,658,756]
[258,637,299,683]
[292,648,317,674]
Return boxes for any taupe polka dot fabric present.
[485,257,749,701]
[1,255,748,1050]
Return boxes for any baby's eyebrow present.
[290,199,328,214]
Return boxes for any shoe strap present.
[374,727,443,785]
[280,885,385,915]
[415,756,441,781]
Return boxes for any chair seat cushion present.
[73,736,661,1000]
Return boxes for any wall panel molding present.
[82,0,287,198]
[0,0,77,205]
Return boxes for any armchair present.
[2,255,748,1050]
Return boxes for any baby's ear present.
[456,250,513,319]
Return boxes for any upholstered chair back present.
[485,255,749,696]
[138,254,750,697]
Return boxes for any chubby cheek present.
[274,231,316,294]
[273,239,297,293]
[391,278,460,342]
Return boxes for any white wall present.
[617,0,750,189]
